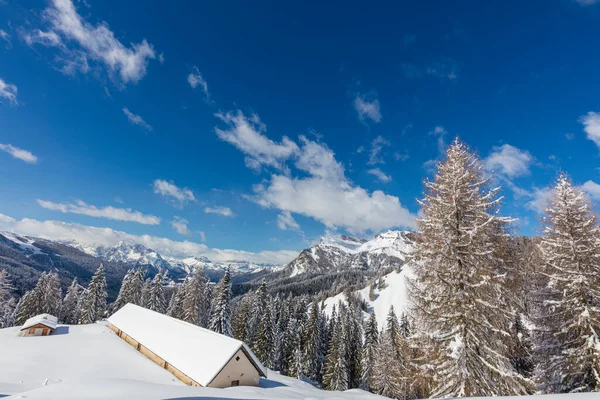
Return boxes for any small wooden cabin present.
[20,314,58,336]
[107,303,267,388]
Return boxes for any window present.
[235,356,240,361]
[231,380,240,387]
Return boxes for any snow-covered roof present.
[21,314,58,331]
[107,303,267,387]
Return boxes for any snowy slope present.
[0,231,47,257]
[169,256,281,275]
[0,322,383,399]
[286,230,413,277]
[322,266,413,330]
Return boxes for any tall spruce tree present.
[60,278,81,324]
[373,326,404,399]
[323,303,349,391]
[361,311,379,391]
[167,283,184,319]
[407,139,528,397]
[181,267,207,325]
[208,267,232,336]
[537,174,600,393]
[147,271,166,313]
[0,269,16,328]
[140,277,152,308]
[79,263,107,324]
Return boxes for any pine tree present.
[407,139,528,397]
[111,269,134,312]
[15,290,36,325]
[254,295,275,365]
[140,278,152,308]
[181,267,207,325]
[345,303,363,388]
[373,327,404,399]
[537,174,600,393]
[0,269,16,328]
[247,280,268,347]
[167,282,184,319]
[43,272,62,316]
[79,263,107,324]
[208,267,232,336]
[323,304,348,391]
[361,311,378,391]
[60,278,81,324]
[147,272,166,313]
[304,302,325,383]
[232,297,250,342]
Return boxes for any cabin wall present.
[209,349,261,388]
[107,323,201,387]
[20,323,53,337]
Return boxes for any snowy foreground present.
[0,322,381,399]
[1,323,598,400]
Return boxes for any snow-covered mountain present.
[66,240,281,277]
[168,256,281,275]
[284,230,413,277]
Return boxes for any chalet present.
[20,314,58,337]
[107,303,267,388]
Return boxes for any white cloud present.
[0,212,297,264]
[218,109,416,233]
[354,94,382,123]
[26,0,155,85]
[0,29,11,47]
[204,206,234,217]
[0,78,18,105]
[277,211,300,231]
[187,66,210,101]
[484,144,533,178]
[426,60,459,81]
[367,168,392,183]
[581,180,600,200]
[526,186,552,214]
[368,136,390,165]
[37,199,160,225]
[429,126,447,154]
[171,216,192,236]
[0,143,37,163]
[123,108,152,131]
[214,110,298,171]
[580,112,600,149]
[153,179,195,207]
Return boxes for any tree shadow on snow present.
[52,326,70,335]
[258,378,286,389]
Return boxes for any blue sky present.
[1,0,600,263]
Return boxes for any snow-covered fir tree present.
[79,263,107,324]
[0,269,16,328]
[60,278,81,324]
[536,174,600,393]
[208,267,232,336]
[146,271,166,313]
[373,325,404,399]
[167,280,185,319]
[323,303,348,391]
[407,138,529,397]
[361,311,378,391]
[140,277,152,308]
[42,272,62,316]
[111,269,134,312]
[303,302,326,383]
[345,302,363,389]
[15,290,36,325]
[181,267,207,326]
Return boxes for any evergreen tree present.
[181,267,207,325]
[60,278,81,324]
[537,174,600,393]
[345,303,363,388]
[79,263,107,324]
[407,139,528,397]
[304,302,325,383]
[42,272,62,316]
[254,295,275,365]
[147,271,166,313]
[232,297,250,342]
[111,269,134,312]
[0,269,16,328]
[208,267,232,336]
[140,278,152,308]
[361,311,378,391]
[15,290,36,325]
[373,327,404,399]
[323,304,348,391]
[167,283,184,319]
[247,280,268,347]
